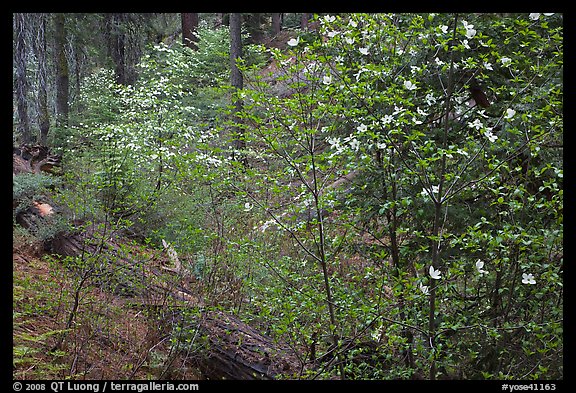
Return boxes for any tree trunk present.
[181,13,199,50]
[218,13,228,27]
[301,13,311,30]
[229,13,246,166]
[428,14,459,380]
[272,13,282,35]
[54,13,69,127]
[13,144,62,176]
[244,13,264,44]
[229,14,243,91]
[14,13,32,144]
[110,13,127,85]
[72,15,86,112]
[35,13,50,145]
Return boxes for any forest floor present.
[12,143,307,381]
[13,230,203,380]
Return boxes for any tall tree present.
[35,13,50,144]
[243,13,265,44]
[14,13,31,143]
[229,13,245,166]
[70,14,89,108]
[106,13,148,86]
[54,13,69,127]
[301,13,311,30]
[217,13,228,27]
[109,13,127,85]
[181,13,199,50]
[272,13,282,35]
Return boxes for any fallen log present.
[13,144,61,175]
[14,190,303,380]
[193,310,301,380]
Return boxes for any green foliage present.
[61,32,235,226]
[13,173,59,206]
[17,13,561,381]
[12,173,68,241]
[13,251,71,379]
[229,12,562,379]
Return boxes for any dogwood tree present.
[234,13,562,379]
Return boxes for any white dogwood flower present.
[323,15,336,23]
[522,273,536,284]
[484,129,498,143]
[501,57,512,67]
[505,108,516,119]
[462,20,477,39]
[404,80,417,91]
[419,283,430,295]
[468,119,484,130]
[476,260,488,275]
[529,13,541,20]
[429,266,442,280]
[287,37,300,47]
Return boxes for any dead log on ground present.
[13,144,61,175]
[14,188,304,380]
[193,310,301,380]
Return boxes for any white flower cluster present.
[420,185,440,200]
[196,152,224,167]
[462,20,477,39]
[326,136,344,154]
[529,13,554,21]
[418,261,536,297]
[468,119,498,142]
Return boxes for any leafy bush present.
[35,12,561,380]
[227,13,563,379]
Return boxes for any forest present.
[12,13,563,381]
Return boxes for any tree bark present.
[229,13,246,166]
[110,13,127,85]
[35,13,50,144]
[194,310,300,380]
[13,144,62,176]
[54,13,69,127]
[14,13,32,144]
[272,13,282,35]
[218,13,228,27]
[72,15,87,111]
[301,13,311,30]
[244,13,264,44]
[229,13,243,92]
[181,13,199,50]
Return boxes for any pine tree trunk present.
[14,13,32,144]
[229,13,246,166]
[194,310,301,380]
[110,13,127,85]
[36,13,50,144]
[181,13,199,50]
[301,13,311,30]
[229,13,243,92]
[272,13,282,35]
[54,13,69,127]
